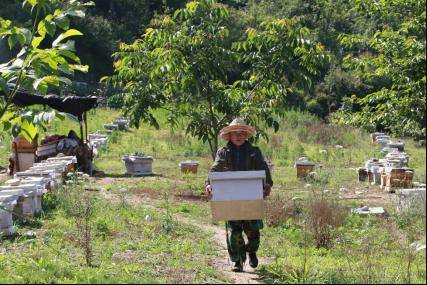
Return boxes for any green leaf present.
[58,50,81,63]
[20,120,38,142]
[33,76,70,93]
[57,77,72,85]
[3,120,11,131]
[0,77,10,96]
[58,40,75,51]
[32,36,44,49]
[52,29,83,47]
[65,10,85,18]
[7,35,17,49]
[37,19,56,37]
[71,64,88,73]
[23,0,37,8]
[54,14,70,30]
[33,77,49,94]
[55,112,65,120]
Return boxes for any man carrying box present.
[205,118,273,272]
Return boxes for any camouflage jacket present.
[208,141,273,187]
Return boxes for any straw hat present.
[219,118,256,140]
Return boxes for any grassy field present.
[0,108,426,283]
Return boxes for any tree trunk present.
[208,128,219,161]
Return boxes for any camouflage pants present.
[226,220,262,262]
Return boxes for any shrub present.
[307,198,345,248]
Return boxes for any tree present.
[0,0,91,141]
[234,17,329,115]
[244,0,379,116]
[106,0,327,159]
[334,0,426,139]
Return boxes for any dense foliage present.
[1,0,425,139]
[105,0,327,158]
[0,0,90,141]
[334,0,426,139]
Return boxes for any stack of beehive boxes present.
[0,156,76,236]
[10,135,38,174]
[364,134,414,192]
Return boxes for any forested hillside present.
[1,0,425,140]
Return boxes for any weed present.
[58,184,98,267]
[161,187,174,234]
[307,197,345,249]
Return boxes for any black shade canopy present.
[11,90,98,119]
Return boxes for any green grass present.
[0,185,225,283]
[1,108,426,283]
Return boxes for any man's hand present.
[205,184,213,199]
[263,184,271,198]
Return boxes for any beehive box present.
[0,196,18,234]
[11,152,36,172]
[0,189,35,217]
[387,142,405,152]
[12,135,38,152]
[209,171,265,221]
[376,136,391,147]
[1,184,43,215]
[295,161,316,178]
[179,162,199,174]
[358,168,368,182]
[122,155,153,176]
[36,142,58,157]
[383,168,414,191]
[104,124,119,131]
[370,132,385,143]
[114,119,129,131]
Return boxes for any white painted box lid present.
[209,171,265,202]
[209,170,266,181]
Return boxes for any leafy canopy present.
[105,0,327,158]
[0,0,92,141]
[333,0,426,139]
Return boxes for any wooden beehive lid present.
[12,134,38,152]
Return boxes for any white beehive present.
[0,184,42,216]
[0,189,34,217]
[376,136,391,147]
[209,170,266,221]
[0,195,18,235]
[122,154,153,176]
[387,141,405,152]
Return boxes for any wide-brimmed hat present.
[219,118,256,140]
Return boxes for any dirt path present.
[178,216,265,284]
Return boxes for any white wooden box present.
[209,171,266,221]
[14,152,36,172]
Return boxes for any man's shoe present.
[249,252,258,268]
[232,259,243,272]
